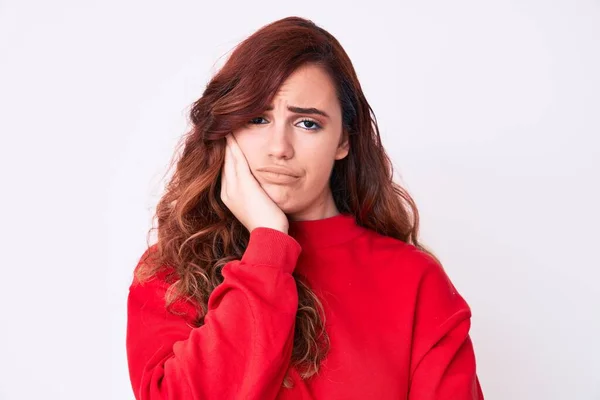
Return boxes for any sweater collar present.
[288,212,367,250]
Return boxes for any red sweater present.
[126,213,484,399]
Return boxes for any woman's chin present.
[268,194,297,213]
[261,184,302,213]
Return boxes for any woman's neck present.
[286,192,340,222]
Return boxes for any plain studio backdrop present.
[0,1,598,399]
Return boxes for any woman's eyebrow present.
[265,105,330,119]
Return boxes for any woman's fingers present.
[221,134,236,200]
[224,135,236,174]
[227,133,251,174]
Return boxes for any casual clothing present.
[126,212,484,399]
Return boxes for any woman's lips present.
[258,170,301,184]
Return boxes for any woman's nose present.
[267,126,294,160]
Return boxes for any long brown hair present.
[135,16,436,388]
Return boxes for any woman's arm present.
[408,253,484,400]
[126,227,301,400]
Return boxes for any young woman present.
[126,16,484,400]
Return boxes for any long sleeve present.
[126,227,302,400]
[408,254,484,400]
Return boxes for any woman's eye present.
[297,119,321,131]
[248,117,267,124]
[247,117,321,131]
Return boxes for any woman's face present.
[232,63,349,221]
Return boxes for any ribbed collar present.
[288,212,368,250]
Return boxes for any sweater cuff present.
[241,227,302,274]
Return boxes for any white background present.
[1,1,598,399]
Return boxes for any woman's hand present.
[220,133,289,234]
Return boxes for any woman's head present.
[188,15,417,230]
[232,63,349,220]
[140,16,428,388]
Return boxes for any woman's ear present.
[334,132,350,160]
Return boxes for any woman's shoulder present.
[360,229,467,298]
[130,243,178,285]
[358,228,440,273]
[360,228,472,313]
[128,244,199,323]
